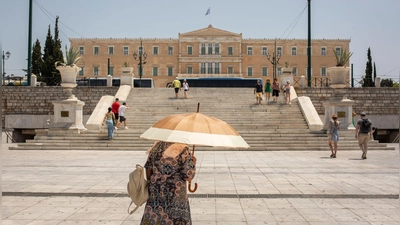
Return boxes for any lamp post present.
[133,40,147,87]
[266,39,281,80]
[2,51,11,86]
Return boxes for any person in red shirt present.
[111,98,120,129]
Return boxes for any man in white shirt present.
[118,102,129,129]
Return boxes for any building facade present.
[70,25,351,88]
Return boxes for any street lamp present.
[2,51,11,86]
[266,39,281,80]
[133,40,147,87]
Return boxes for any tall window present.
[215,43,220,55]
[247,47,253,55]
[207,63,213,74]
[94,67,99,76]
[208,43,213,55]
[79,46,84,55]
[93,46,99,55]
[321,67,327,76]
[108,46,114,55]
[262,47,268,56]
[335,47,341,56]
[214,63,220,74]
[109,66,114,76]
[321,47,327,56]
[201,43,206,55]
[227,67,233,74]
[291,47,297,56]
[187,67,193,74]
[153,46,158,55]
[79,67,84,76]
[277,67,282,76]
[152,67,158,76]
[200,63,206,74]
[167,67,173,76]
[168,46,173,55]
[123,46,129,55]
[262,67,268,76]
[228,46,233,55]
[187,46,192,55]
[247,67,253,76]
[277,47,282,56]
[292,67,297,76]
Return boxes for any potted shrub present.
[327,48,353,88]
[121,62,133,74]
[55,46,82,88]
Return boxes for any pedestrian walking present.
[102,107,116,141]
[172,77,181,99]
[118,102,129,129]
[254,79,263,105]
[111,98,120,129]
[264,79,272,103]
[355,112,372,159]
[328,114,340,158]
[284,80,291,105]
[272,78,280,102]
[182,79,190,99]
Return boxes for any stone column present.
[31,74,37,87]
[323,93,355,131]
[300,76,305,88]
[107,75,113,87]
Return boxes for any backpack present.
[127,164,149,214]
[360,119,371,133]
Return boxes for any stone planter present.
[121,67,133,74]
[327,66,350,89]
[56,66,81,88]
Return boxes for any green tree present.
[42,25,54,85]
[373,62,377,85]
[53,16,63,66]
[381,78,393,87]
[363,47,374,87]
[31,39,43,79]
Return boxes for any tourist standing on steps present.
[118,102,129,129]
[111,98,120,129]
[102,107,116,141]
[254,79,263,105]
[355,112,372,159]
[182,79,190,99]
[272,78,280,102]
[284,80,291,105]
[172,77,181,99]
[264,79,272,103]
[328,114,340,158]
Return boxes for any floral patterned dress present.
[140,141,196,225]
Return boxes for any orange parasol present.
[140,103,249,192]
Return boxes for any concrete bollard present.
[300,76,305,88]
[107,75,112,87]
[31,74,37,87]
[375,76,381,87]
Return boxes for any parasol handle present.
[188,181,198,193]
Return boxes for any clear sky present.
[1,0,399,81]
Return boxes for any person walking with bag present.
[102,107,116,141]
[328,114,340,158]
[355,112,372,159]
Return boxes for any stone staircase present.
[10,88,394,151]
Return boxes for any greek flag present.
[205,7,210,15]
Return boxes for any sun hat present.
[332,114,338,119]
[287,80,290,83]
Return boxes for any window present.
[277,47,282,56]
[200,63,206,74]
[201,43,206,55]
[168,46,173,55]
[228,46,233,55]
[292,67,297,76]
[215,43,220,55]
[187,46,192,55]
[108,46,114,55]
[94,67,99,76]
[79,46,84,55]
[277,67,282,76]
[227,67,233,74]
[93,46,99,55]
[167,67,173,76]
[207,63,213,74]
[292,47,297,56]
[321,67,327,76]
[139,46,143,55]
[152,67,158,76]
[153,46,158,55]
[79,67,84,76]
[123,46,129,55]
[262,47,268,56]
[247,47,253,55]
[187,67,193,74]
[262,67,268,76]
[109,66,114,76]
[321,47,326,56]
[247,67,253,76]
[335,47,341,56]
[208,43,212,55]
[214,63,220,74]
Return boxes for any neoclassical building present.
[70,25,350,87]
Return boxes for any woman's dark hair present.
[108,107,112,113]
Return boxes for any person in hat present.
[327,114,340,158]
[172,77,181,99]
[284,80,291,105]
[355,112,372,159]
[264,78,272,103]
[182,79,190,99]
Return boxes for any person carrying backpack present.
[355,112,372,159]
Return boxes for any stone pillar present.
[323,95,355,131]
[300,76,305,88]
[107,75,112,87]
[375,76,381,87]
[31,74,37,87]
[120,68,134,87]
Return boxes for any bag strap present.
[128,200,140,214]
